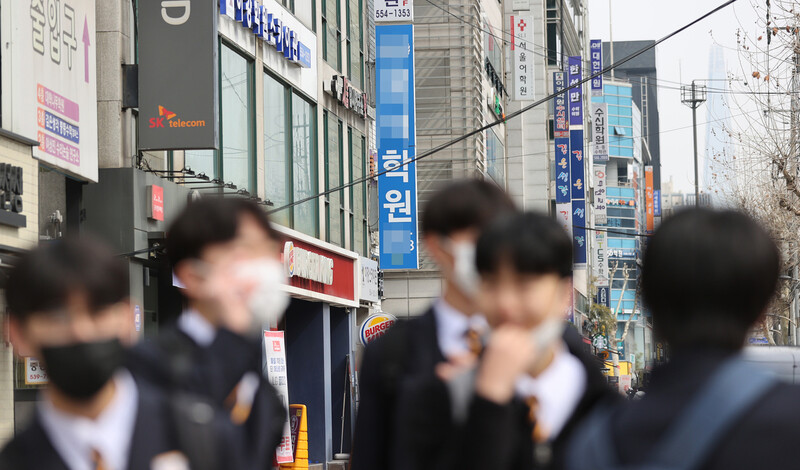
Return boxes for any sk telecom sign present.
[139,0,219,151]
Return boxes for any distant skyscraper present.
[704,45,735,204]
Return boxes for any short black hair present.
[6,237,130,321]
[476,212,572,278]
[166,197,281,268]
[421,179,516,237]
[641,208,780,350]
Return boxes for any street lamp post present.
[681,81,707,207]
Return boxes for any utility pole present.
[608,0,614,79]
[681,81,707,206]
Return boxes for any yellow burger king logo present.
[360,313,397,346]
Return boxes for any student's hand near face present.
[474,325,536,404]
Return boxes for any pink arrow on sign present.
[83,17,90,83]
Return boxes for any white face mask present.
[446,240,480,297]
[234,258,291,331]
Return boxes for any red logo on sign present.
[517,19,527,31]
[272,341,281,352]
[151,185,164,221]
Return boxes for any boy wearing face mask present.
[351,179,516,470]
[0,238,247,470]
[126,198,288,469]
[440,212,616,470]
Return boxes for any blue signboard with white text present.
[555,137,570,204]
[570,130,585,200]
[572,199,587,265]
[376,24,419,270]
[654,189,662,216]
[590,40,602,96]
[568,56,583,126]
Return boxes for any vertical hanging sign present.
[592,103,609,162]
[590,39,603,96]
[510,15,534,101]
[553,72,569,138]
[645,166,655,232]
[594,165,607,225]
[593,230,609,288]
[376,24,419,270]
[554,72,570,206]
[571,130,587,266]
[567,57,583,126]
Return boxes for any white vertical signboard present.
[264,331,293,464]
[510,15,534,101]
[556,203,573,239]
[592,103,609,162]
[5,0,98,181]
[594,165,607,225]
[593,230,609,287]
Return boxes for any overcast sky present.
[588,0,759,193]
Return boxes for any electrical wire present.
[267,0,739,216]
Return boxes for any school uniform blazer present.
[351,307,446,470]
[398,326,618,470]
[606,348,800,469]
[126,324,285,469]
[0,381,247,470]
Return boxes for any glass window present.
[221,46,253,191]
[185,44,254,191]
[350,128,367,256]
[620,86,633,96]
[325,112,344,246]
[347,0,363,89]
[264,73,290,226]
[618,96,633,107]
[487,129,505,185]
[323,0,341,70]
[292,93,318,237]
[604,85,618,95]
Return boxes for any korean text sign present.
[590,39,602,96]
[553,72,569,137]
[7,0,98,181]
[264,331,293,464]
[570,129,586,266]
[592,103,609,162]
[594,165,607,225]
[376,25,419,270]
[555,137,570,204]
[374,0,414,22]
[511,15,534,101]
[568,56,583,127]
[645,166,655,232]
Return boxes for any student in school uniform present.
[350,179,517,470]
[0,238,246,470]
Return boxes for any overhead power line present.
[267,0,739,215]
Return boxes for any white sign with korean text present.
[510,15,534,101]
[594,165,607,225]
[359,257,380,303]
[264,331,293,464]
[374,0,413,22]
[593,230,609,287]
[5,0,98,182]
[25,357,48,385]
[556,203,573,238]
[592,103,609,162]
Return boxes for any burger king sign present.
[360,313,398,346]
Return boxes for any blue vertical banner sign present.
[572,200,587,265]
[653,189,662,216]
[590,40,603,96]
[568,56,583,126]
[570,130,585,200]
[376,24,419,270]
[555,138,570,204]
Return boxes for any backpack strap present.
[566,356,777,470]
[648,357,776,469]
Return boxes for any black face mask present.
[40,338,125,401]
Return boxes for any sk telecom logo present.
[149,105,206,129]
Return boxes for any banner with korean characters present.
[590,39,603,96]
[572,199,587,266]
[556,203,573,239]
[570,129,586,266]
[567,56,583,127]
[510,15,534,101]
[593,230,609,287]
[645,165,655,232]
[555,137,570,204]
[553,72,569,138]
[6,0,98,181]
[594,165,607,225]
[264,331,293,464]
[376,24,419,270]
[592,102,609,162]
